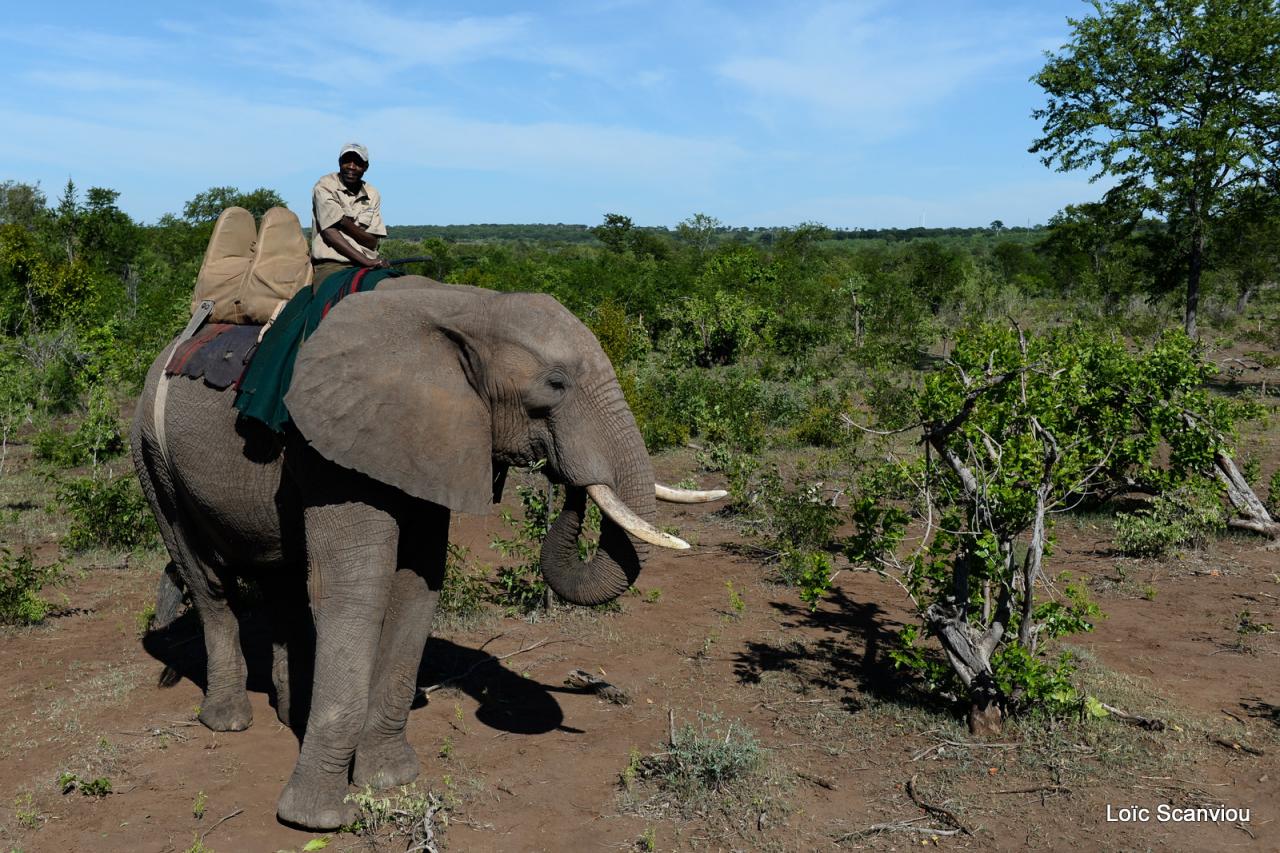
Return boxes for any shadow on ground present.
[732,586,942,713]
[142,607,570,740]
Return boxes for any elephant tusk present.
[655,483,729,503]
[586,484,690,550]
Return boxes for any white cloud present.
[715,3,1050,136]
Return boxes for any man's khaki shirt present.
[310,173,387,263]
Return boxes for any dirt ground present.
[0,444,1277,853]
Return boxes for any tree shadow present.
[732,586,944,714]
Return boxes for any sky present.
[1,1,1107,229]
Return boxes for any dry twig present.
[907,774,972,836]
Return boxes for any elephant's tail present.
[152,561,188,631]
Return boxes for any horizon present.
[3,1,1106,230]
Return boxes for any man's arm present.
[319,224,388,268]
[334,216,381,250]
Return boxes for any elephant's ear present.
[285,289,493,515]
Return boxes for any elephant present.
[131,276,723,830]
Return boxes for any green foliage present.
[344,784,447,850]
[1114,477,1228,556]
[56,471,158,551]
[438,544,490,620]
[659,290,767,367]
[490,480,599,613]
[33,385,124,468]
[58,773,111,798]
[0,548,63,625]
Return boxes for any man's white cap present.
[339,142,369,163]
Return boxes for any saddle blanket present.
[164,323,262,390]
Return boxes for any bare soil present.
[1,447,1277,853]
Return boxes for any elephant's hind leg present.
[352,508,447,788]
[133,419,252,732]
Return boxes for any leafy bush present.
[438,544,490,621]
[1113,477,1228,556]
[659,290,767,367]
[56,471,158,550]
[33,384,124,468]
[0,548,63,625]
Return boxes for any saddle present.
[164,323,262,389]
[191,206,313,324]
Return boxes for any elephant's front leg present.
[277,501,397,831]
[353,507,448,788]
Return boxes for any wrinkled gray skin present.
[131,277,655,830]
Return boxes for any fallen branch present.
[1100,702,1166,731]
[1209,736,1265,757]
[840,818,962,840]
[912,739,1020,761]
[796,771,839,791]
[991,785,1071,796]
[564,669,631,705]
[200,808,244,842]
[906,774,972,836]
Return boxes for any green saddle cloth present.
[233,266,403,432]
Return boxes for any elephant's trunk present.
[539,413,656,607]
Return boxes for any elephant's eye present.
[545,369,570,392]
[525,369,571,415]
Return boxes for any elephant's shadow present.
[142,609,574,740]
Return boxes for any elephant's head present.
[285,279,718,606]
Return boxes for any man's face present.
[339,153,368,187]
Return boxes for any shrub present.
[438,544,490,621]
[1113,477,1228,557]
[33,384,124,468]
[344,784,447,851]
[623,714,766,815]
[56,471,158,550]
[658,290,766,367]
[0,548,63,625]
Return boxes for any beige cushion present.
[192,207,255,318]
[193,206,314,324]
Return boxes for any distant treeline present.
[386,222,1042,246]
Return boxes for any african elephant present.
[131,276,721,830]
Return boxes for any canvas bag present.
[192,206,314,324]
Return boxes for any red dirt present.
[1,451,1277,852]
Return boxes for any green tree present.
[590,213,636,253]
[1031,0,1280,337]
[675,212,723,255]
[182,186,287,222]
[0,181,49,231]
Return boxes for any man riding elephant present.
[311,142,391,286]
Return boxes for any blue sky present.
[1,1,1105,228]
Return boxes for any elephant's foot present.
[277,771,357,831]
[352,736,420,789]
[198,691,253,732]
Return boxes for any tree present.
[0,181,49,231]
[675,212,723,255]
[182,186,286,223]
[1031,0,1280,337]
